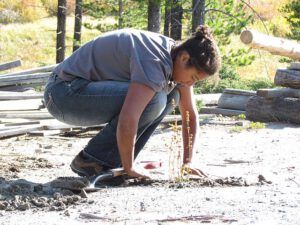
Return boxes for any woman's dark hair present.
[172,25,221,75]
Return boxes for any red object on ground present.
[142,161,162,170]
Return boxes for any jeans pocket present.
[45,92,64,121]
[69,78,91,94]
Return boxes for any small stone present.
[0,202,8,210]
[53,192,62,200]
[64,210,70,216]
[67,143,72,147]
[44,145,52,149]
[18,203,30,211]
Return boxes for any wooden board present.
[0,72,50,87]
[274,69,300,88]
[257,88,300,99]
[199,107,245,116]
[1,64,57,76]
[0,124,43,138]
[0,91,43,100]
[246,95,300,124]
[0,99,44,111]
[0,60,21,72]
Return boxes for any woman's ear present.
[179,51,190,64]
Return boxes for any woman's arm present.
[117,82,155,178]
[178,85,199,164]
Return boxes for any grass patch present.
[229,121,266,133]
[0,16,100,73]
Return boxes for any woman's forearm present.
[116,119,138,171]
[181,111,199,164]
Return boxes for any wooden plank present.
[0,99,44,111]
[223,88,256,96]
[0,91,43,100]
[218,93,253,110]
[274,69,300,88]
[246,96,300,124]
[0,125,43,138]
[194,93,221,105]
[0,72,50,87]
[4,121,40,127]
[0,60,21,72]
[257,88,300,99]
[28,130,65,137]
[199,107,245,116]
[0,111,52,119]
[288,62,300,70]
[0,64,57,77]
[240,29,300,60]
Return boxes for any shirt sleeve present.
[130,56,167,92]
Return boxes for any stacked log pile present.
[240,30,300,124]
[246,63,300,124]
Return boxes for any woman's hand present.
[182,163,207,178]
[125,167,151,179]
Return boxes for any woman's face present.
[172,51,208,86]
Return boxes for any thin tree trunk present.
[192,0,205,32]
[148,0,161,33]
[73,0,82,52]
[56,0,67,63]
[164,0,171,36]
[118,0,123,29]
[170,0,183,40]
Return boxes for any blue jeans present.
[44,73,179,168]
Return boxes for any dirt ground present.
[0,115,299,225]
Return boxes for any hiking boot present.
[70,151,106,177]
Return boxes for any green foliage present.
[83,0,147,32]
[194,65,274,94]
[281,0,300,40]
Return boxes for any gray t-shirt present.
[53,28,175,93]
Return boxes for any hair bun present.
[194,25,213,40]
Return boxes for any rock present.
[0,202,8,210]
[18,203,30,211]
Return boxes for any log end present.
[240,30,253,45]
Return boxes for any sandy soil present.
[0,116,299,225]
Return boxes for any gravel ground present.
[0,116,299,225]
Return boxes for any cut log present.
[0,60,21,72]
[240,30,300,60]
[274,69,300,88]
[194,93,221,105]
[199,107,245,116]
[0,64,57,77]
[246,96,300,124]
[0,99,44,111]
[257,88,300,99]
[223,88,256,96]
[0,91,43,100]
[288,62,300,70]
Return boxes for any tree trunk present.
[148,0,161,33]
[170,0,183,40]
[240,29,300,60]
[246,95,300,124]
[56,0,67,63]
[274,69,300,88]
[164,0,171,36]
[257,88,300,99]
[192,0,205,32]
[73,0,82,52]
[118,0,123,29]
